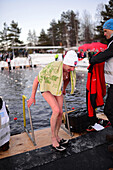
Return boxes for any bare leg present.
[42,91,61,147]
[55,94,63,142]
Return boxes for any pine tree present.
[7,20,23,46]
[0,23,8,50]
[95,0,113,43]
[0,21,23,51]
[32,30,38,46]
[38,29,51,46]
[101,0,113,20]
[47,19,58,46]
[27,30,33,46]
[27,30,38,46]
[57,20,67,47]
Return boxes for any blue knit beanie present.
[103,18,113,30]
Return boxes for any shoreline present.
[0,53,89,71]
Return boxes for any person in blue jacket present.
[90,18,113,152]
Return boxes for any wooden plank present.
[0,113,108,159]
[0,126,80,159]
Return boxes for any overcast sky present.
[0,0,109,43]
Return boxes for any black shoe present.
[108,144,113,152]
[59,139,69,145]
[106,134,113,142]
[52,145,66,152]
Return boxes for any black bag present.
[65,108,90,133]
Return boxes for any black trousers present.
[104,84,113,128]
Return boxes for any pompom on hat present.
[63,50,78,66]
[103,18,113,30]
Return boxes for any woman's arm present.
[62,75,70,95]
[27,76,39,108]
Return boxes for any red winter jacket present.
[86,62,106,117]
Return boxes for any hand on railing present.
[27,97,36,108]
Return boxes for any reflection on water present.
[0,67,90,135]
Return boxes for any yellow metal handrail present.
[22,95,36,146]
[22,95,27,127]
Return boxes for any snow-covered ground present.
[0,53,62,68]
[0,53,89,70]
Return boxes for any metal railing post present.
[22,95,36,146]
[22,95,27,128]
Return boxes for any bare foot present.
[56,136,61,143]
[52,137,59,147]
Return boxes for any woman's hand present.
[27,97,36,108]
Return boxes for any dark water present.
[0,67,103,135]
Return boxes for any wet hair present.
[0,97,3,110]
